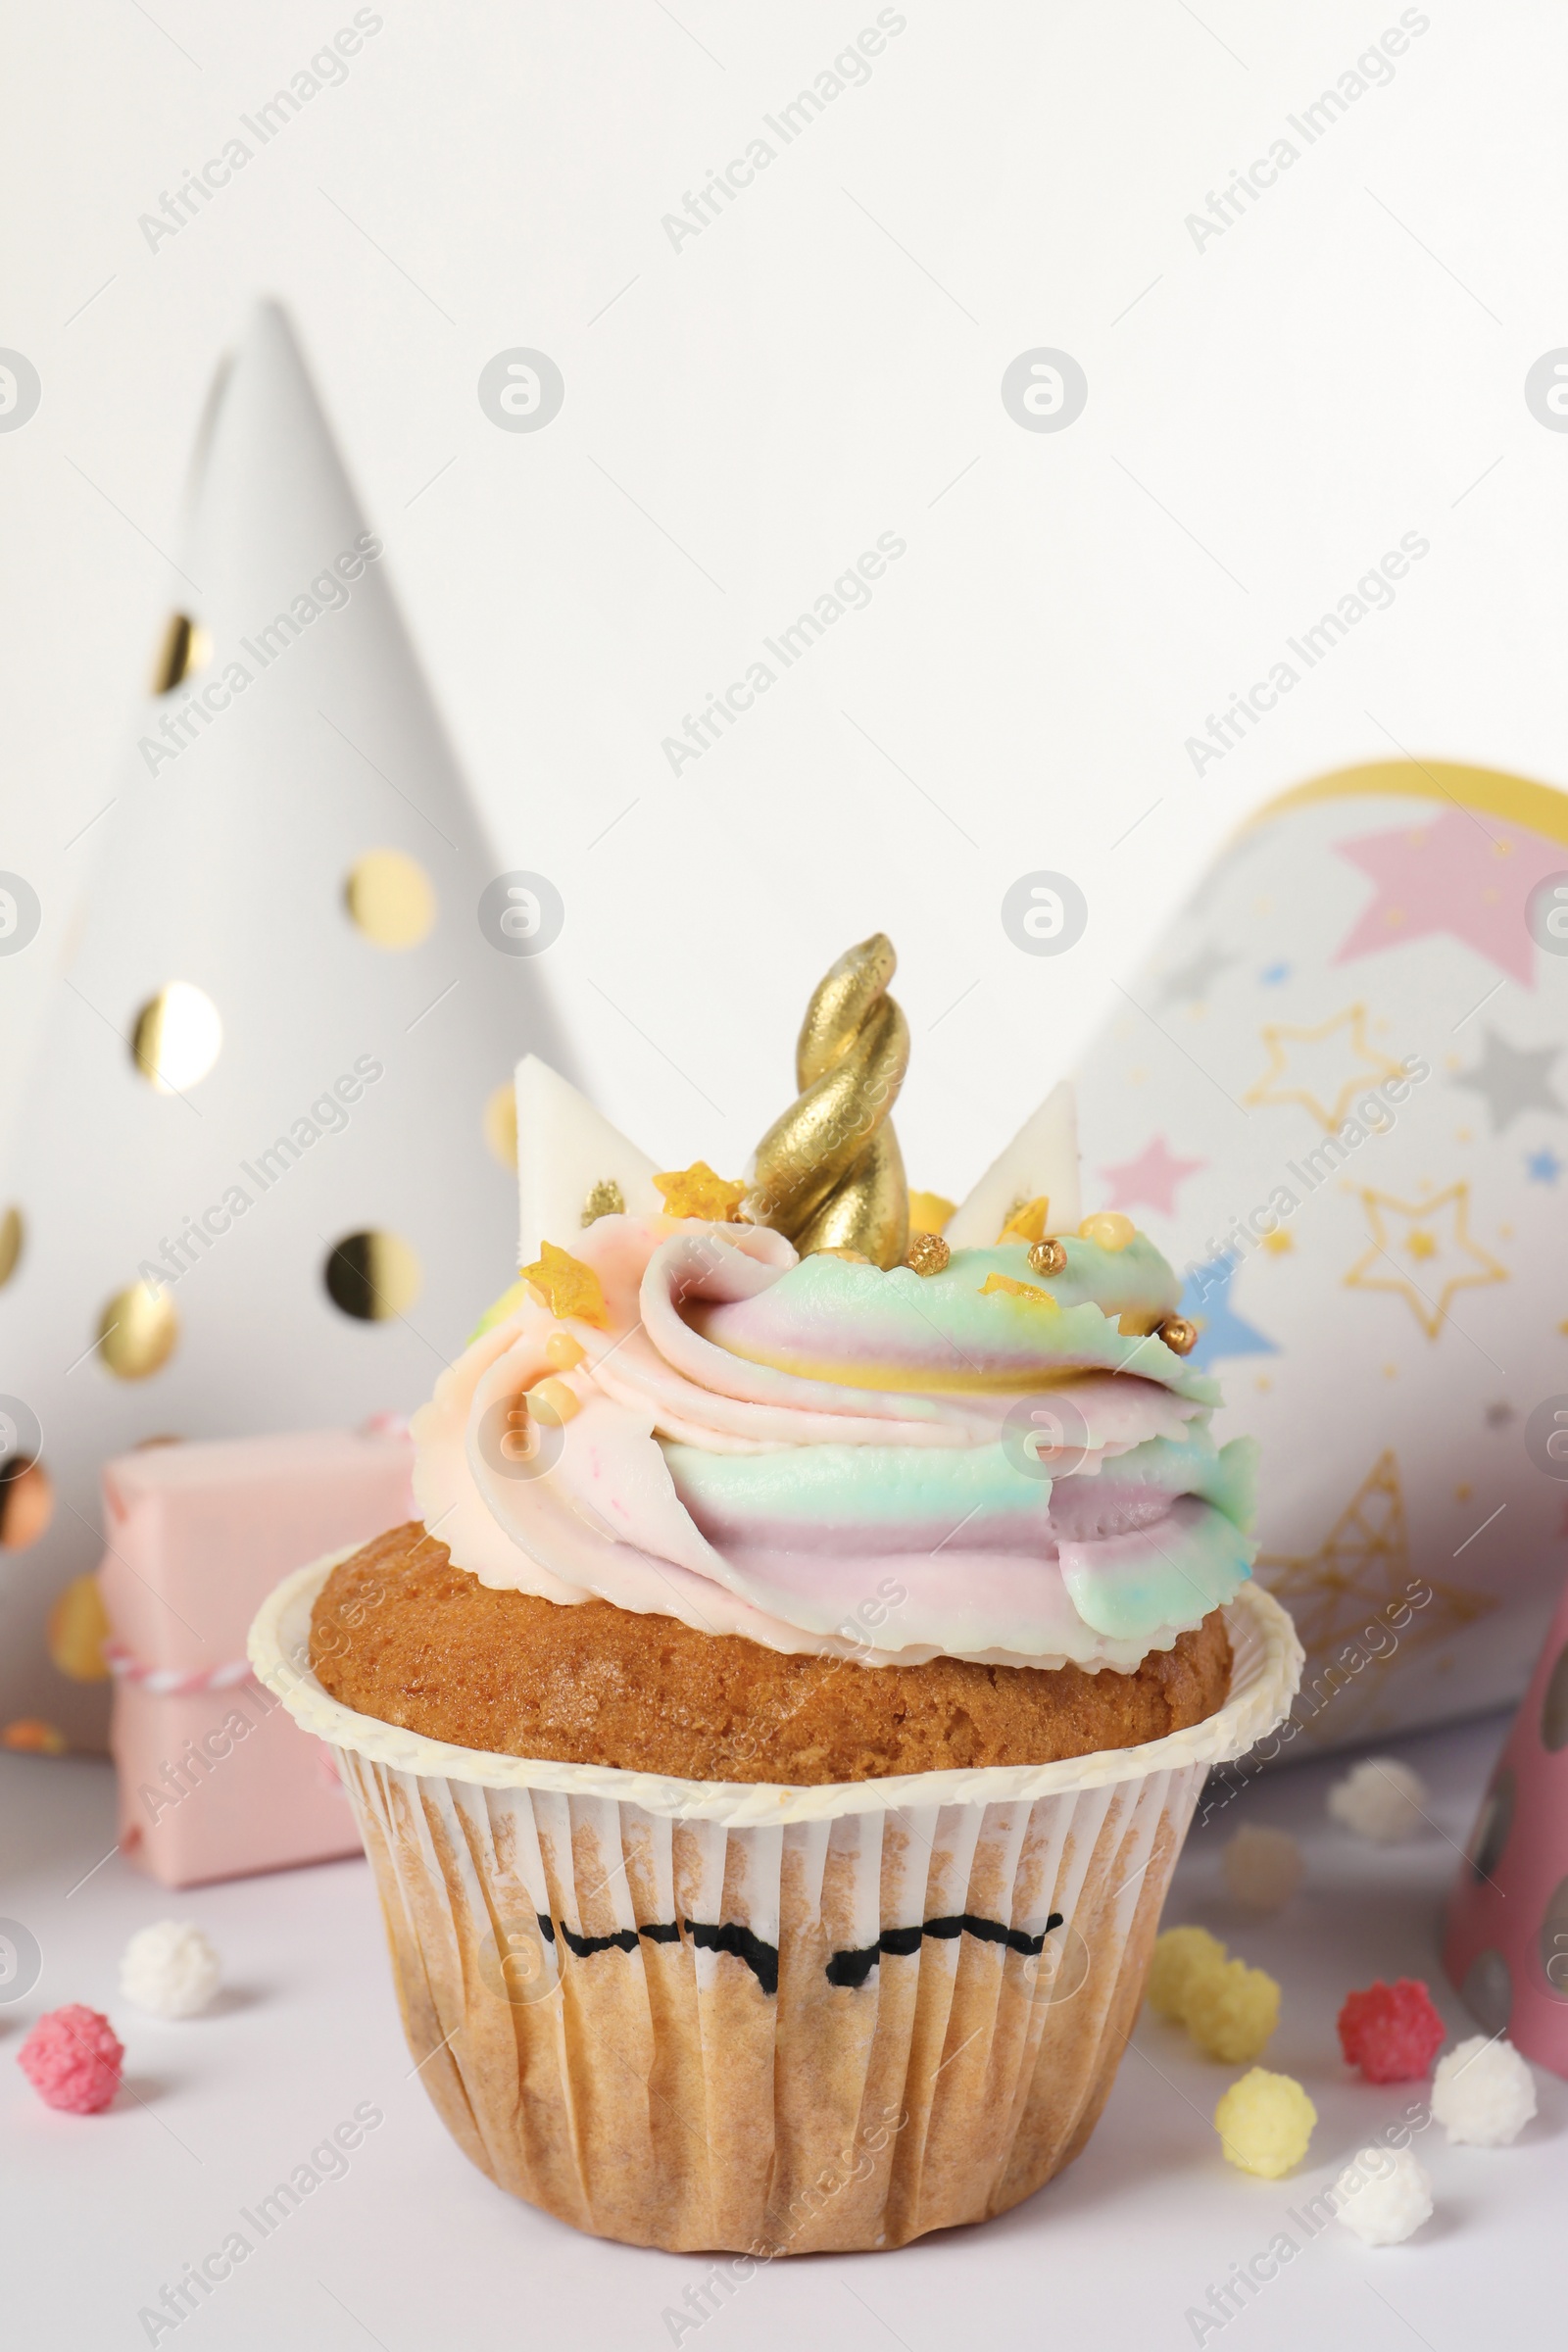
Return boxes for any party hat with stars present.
[0,301,570,1749]
[1072,759,1568,1748]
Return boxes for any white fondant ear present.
[514,1055,662,1265]
[946,1080,1081,1247]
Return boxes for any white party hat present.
[0,301,571,1747]
[514,1055,662,1268]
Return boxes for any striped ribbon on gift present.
[102,1642,255,1697]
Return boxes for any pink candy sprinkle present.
[17,2004,124,2114]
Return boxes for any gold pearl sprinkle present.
[323,1231,422,1322]
[1077,1211,1137,1252]
[483,1082,518,1170]
[1026,1237,1067,1277]
[582,1178,625,1226]
[344,850,436,950]
[544,1329,585,1371]
[905,1233,950,1277]
[527,1375,580,1426]
[131,983,222,1095]
[98,1280,179,1379]
[1157,1315,1199,1356]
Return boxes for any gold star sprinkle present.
[517,1241,609,1327]
[979,1272,1060,1312]
[907,1190,956,1237]
[653,1161,748,1221]
[999,1195,1051,1245]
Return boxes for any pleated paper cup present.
[251,1557,1300,2253]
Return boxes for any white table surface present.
[1,1711,1557,2351]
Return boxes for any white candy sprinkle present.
[1333,2145,1434,2245]
[1431,2034,1538,2146]
[1327,1757,1428,1844]
[120,1921,221,2019]
[1222,1824,1303,1913]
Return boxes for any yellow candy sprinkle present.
[526,1376,581,1427]
[998,1194,1051,1245]
[978,1272,1060,1311]
[545,1330,586,1371]
[1186,1956,1281,2063]
[1078,1210,1137,1251]
[906,1190,956,1237]
[517,1241,609,1328]
[652,1161,748,1221]
[1214,2068,1317,2180]
[1147,1926,1228,2022]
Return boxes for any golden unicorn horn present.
[746,934,909,1268]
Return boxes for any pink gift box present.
[98,1427,413,1888]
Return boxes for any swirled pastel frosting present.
[413,1214,1257,1672]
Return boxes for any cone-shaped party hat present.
[1444,1564,1568,2073]
[0,301,570,1747]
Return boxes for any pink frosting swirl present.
[413,1215,1257,1671]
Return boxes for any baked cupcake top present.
[412,1208,1257,1673]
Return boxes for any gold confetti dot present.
[98,1280,178,1379]
[545,1330,585,1371]
[131,983,221,1095]
[344,850,436,950]
[0,1458,52,1549]
[1078,1211,1136,1251]
[47,1573,108,1680]
[1260,1230,1293,1255]
[150,612,211,695]
[323,1231,422,1322]
[483,1081,517,1170]
[0,1205,21,1287]
[1454,1483,1473,1503]
[2,1718,67,1755]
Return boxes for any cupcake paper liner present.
[252,1559,1299,2252]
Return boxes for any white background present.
[3,5,1564,2340]
[4,0,1567,1199]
